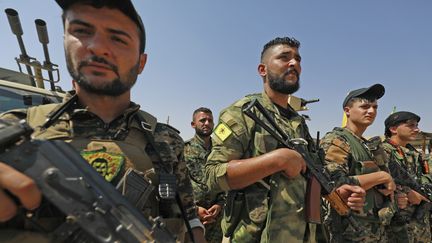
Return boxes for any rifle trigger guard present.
[289,138,308,146]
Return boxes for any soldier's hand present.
[396,192,408,209]
[0,163,41,222]
[277,148,306,178]
[336,184,366,212]
[377,172,396,196]
[407,189,429,205]
[207,204,222,217]
[197,206,210,222]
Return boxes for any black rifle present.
[387,155,432,221]
[0,119,175,243]
[242,98,361,231]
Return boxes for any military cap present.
[342,83,385,108]
[56,0,146,53]
[385,111,420,129]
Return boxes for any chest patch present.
[81,147,125,182]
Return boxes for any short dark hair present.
[344,96,377,108]
[192,107,212,120]
[261,37,300,61]
[59,0,145,53]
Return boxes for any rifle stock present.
[0,120,175,243]
[242,99,361,230]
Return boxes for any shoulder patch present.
[214,122,232,142]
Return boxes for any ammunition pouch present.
[222,183,270,240]
[223,190,245,237]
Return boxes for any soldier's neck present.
[76,89,131,124]
[199,134,212,150]
[389,136,408,147]
[265,87,289,109]
[345,122,367,138]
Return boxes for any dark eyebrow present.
[107,28,133,41]
[69,19,133,40]
[279,51,301,61]
[69,19,94,28]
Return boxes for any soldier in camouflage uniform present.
[205,37,366,243]
[0,0,206,242]
[184,107,225,243]
[320,84,398,243]
[383,111,432,243]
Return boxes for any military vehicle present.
[0,8,64,113]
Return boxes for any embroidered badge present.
[81,148,124,182]
[214,123,232,142]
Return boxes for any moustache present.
[283,68,299,78]
[78,56,119,73]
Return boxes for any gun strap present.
[41,94,78,130]
[135,112,196,243]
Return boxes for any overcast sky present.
[0,0,431,140]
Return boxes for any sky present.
[0,0,431,140]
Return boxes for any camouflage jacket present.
[383,140,431,216]
[206,92,315,243]
[0,91,197,239]
[184,134,224,208]
[320,127,394,241]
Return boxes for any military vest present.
[1,101,186,241]
[331,128,390,222]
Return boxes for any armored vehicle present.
[0,8,64,113]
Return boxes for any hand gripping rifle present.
[387,155,432,221]
[242,99,361,230]
[0,119,175,243]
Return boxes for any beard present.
[196,127,212,137]
[268,68,300,94]
[66,53,139,97]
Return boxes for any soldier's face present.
[260,44,301,94]
[63,4,146,96]
[192,112,214,137]
[345,100,378,127]
[391,120,420,142]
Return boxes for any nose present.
[86,33,111,57]
[288,58,301,74]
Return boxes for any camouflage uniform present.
[0,91,198,242]
[320,127,394,243]
[383,140,432,243]
[205,92,317,243]
[184,134,224,243]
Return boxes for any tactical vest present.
[331,128,389,222]
[222,93,315,243]
[4,102,186,241]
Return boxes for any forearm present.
[226,149,288,189]
[356,171,389,190]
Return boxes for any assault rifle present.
[0,119,175,243]
[243,99,361,230]
[387,155,432,221]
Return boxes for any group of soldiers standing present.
[185,38,432,243]
[0,0,430,243]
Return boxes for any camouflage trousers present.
[406,214,431,243]
[324,210,388,243]
[205,213,223,243]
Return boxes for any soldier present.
[184,107,224,242]
[383,111,432,242]
[205,36,366,243]
[320,84,397,242]
[0,0,205,242]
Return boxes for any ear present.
[343,107,350,117]
[389,126,398,135]
[191,121,196,129]
[258,63,267,78]
[137,53,147,74]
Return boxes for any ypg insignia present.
[214,123,232,141]
[81,147,125,182]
